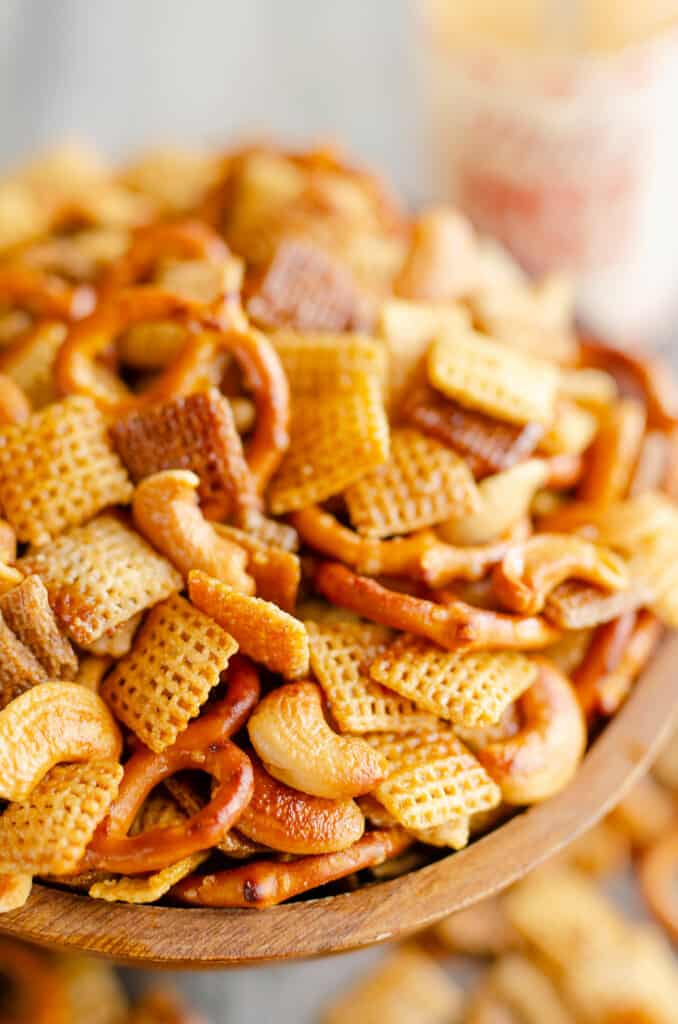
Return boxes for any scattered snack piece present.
[215,523,300,611]
[466,953,575,1024]
[101,593,238,753]
[188,569,309,678]
[439,459,548,546]
[271,329,387,396]
[0,574,77,679]
[0,609,49,709]
[0,871,32,912]
[433,896,519,956]
[0,396,133,545]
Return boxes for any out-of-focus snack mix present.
[0,139,674,912]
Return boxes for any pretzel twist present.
[0,265,94,321]
[84,657,258,874]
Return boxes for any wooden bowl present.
[1,633,676,967]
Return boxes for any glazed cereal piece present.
[267,370,390,515]
[402,385,544,477]
[344,427,479,538]
[247,238,370,332]
[321,944,462,1024]
[396,206,478,302]
[428,325,560,427]
[89,794,208,904]
[188,569,309,678]
[84,612,143,658]
[0,575,77,679]
[466,953,575,1024]
[247,681,386,799]
[271,330,387,396]
[0,396,132,546]
[306,620,437,734]
[0,872,32,912]
[539,399,598,456]
[111,388,259,522]
[544,579,649,630]
[369,634,536,728]
[0,609,48,709]
[0,321,66,408]
[0,760,122,875]
[409,817,471,850]
[366,730,501,831]
[215,523,300,611]
[101,593,238,753]
[19,514,182,646]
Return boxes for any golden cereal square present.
[544,580,646,630]
[306,620,437,733]
[369,634,536,727]
[0,574,77,679]
[19,514,182,646]
[101,593,238,753]
[0,396,133,545]
[272,330,387,396]
[0,760,122,875]
[344,427,479,538]
[111,389,250,520]
[427,326,559,426]
[268,371,390,515]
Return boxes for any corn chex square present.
[366,730,501,831]
[344,427,479,538]
[427,325,559,427]
[0,760,122,875]
[19,514,182,646]
[369,634,536,728]
[101,593,238,753]
[0,396,133,545]
[272,330,386,396]
[267,371,390,514]
[306,620,437,734]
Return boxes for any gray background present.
[1,2,420,1020]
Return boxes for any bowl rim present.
[1,631,676,968]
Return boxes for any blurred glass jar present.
[417,1,678,346]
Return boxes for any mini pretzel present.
[638,828,678,942]
[247,681,386,798]
[578,398,647,502]
[161,323,290,492]
[85,658,258,874]
[0,683,122,802]
[470,658,586,804]
[132,470,254,592]
[315,562,560,652]
[492,534,629,616]
[580,336,678,429]
[0,265,94,321]
[172,828,412,908]
[573,610,662,721]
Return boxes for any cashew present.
[0,682,122,801]
[248,682,387,799]
[439,460,548,546]
[132,470,254,593]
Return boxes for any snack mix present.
[0,140,674,914]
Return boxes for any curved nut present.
[470,659,586,804]
[0,873,32,912]
[638,828,678,942]
[247,681,386,799]
[0,373,31,426]
[0,682,122,801]
[132,470,254,593]
[493,534,629,616]
[439,460,548,546]
[237,754,365,855]
[173,828,413,908]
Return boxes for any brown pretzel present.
[172,828,412,908]
[0,266,94,322]
[580,335,678,429]
[84,657,258,874]
[0,938,69,1024]
[314,562,560,652]
[470,658,586,804]
[578,398,647,503]
[159,324,290,493]
[638,828,678,942]
[573,610,662,721]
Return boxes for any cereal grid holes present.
[102,593,238,752]
[19,514,182,645]
[0,574,77,679]
[306,620,437,734]
[0,396,133,545]
[0,760,122,875]
[369,634,536,728]
[344,427,479,538]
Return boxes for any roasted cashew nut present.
[315,562,560,652]
[228,753,365,855]
[492,533,629,616]
[247,681,386,799]
[469,658,586,804]
[84,658,258,874]
[439,460,548,546]
[0,682,122,802]
[173,828,412,908]
[133,470,254,593]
